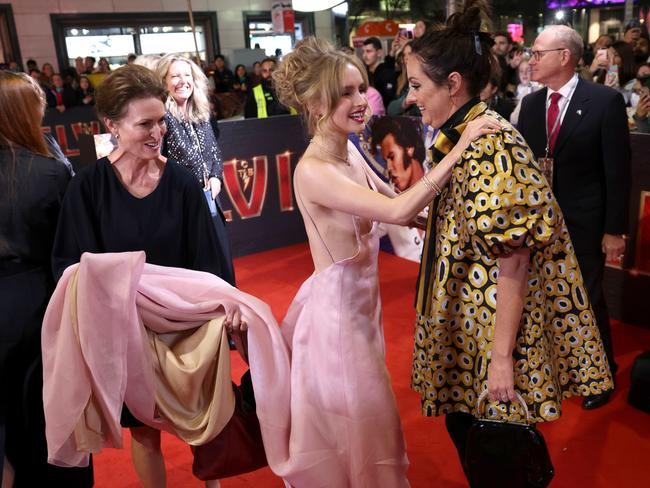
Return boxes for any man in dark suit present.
[518,25,631,410]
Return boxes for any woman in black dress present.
[0,72,92,487]
[52,65,242,488]
[155,54,235,286]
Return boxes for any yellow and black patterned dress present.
[412,99,613,423]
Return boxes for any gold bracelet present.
[429,174,442,194]
[421,174,435,193]
[422,173,441,195]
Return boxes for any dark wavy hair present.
[410,0,497,97]
[371,116,425,166]
[611,40,637,87]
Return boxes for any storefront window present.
[139,25,206,59]
[52,13,218,71]
[65,27,136,68]
[248,22,304,56]
[64,25,206,68]
[244,11,314,56]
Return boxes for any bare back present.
[294,144,375,273]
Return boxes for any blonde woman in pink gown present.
[262,37,502,487]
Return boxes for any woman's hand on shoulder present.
[456,115,505,154]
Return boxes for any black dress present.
[0,147,93,486]
[51,157,229,427]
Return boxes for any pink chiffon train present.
[269,214,410,487]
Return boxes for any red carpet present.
[94,243,650,487]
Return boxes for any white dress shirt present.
[545,73,579,126]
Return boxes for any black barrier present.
[216,115,308,257]
[42,107,102,171]
[604,133,650,329]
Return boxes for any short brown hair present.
[95,64,167,121]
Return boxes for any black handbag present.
[628,350,650,414]
[192,370,268,480]
[465,391,554,488]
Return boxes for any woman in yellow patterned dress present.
[405,0,614,479]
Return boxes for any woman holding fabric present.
[264,37,499,487]
[406,0,613,482]
[155,54,235,286]
[52,64,240,488]
[0,71,92,487]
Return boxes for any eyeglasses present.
[526,48,567,62]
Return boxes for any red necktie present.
[546,92,562,154]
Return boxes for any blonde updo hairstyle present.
[155,53,211,123]
[273,37,369,135]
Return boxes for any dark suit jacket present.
[368,56,397,109]
[44,85,78,109]
[517,78,631,255]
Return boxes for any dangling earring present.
[448,86,458,111]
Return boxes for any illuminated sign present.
[507,24,524,43]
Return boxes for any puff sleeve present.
[452,129,563,258]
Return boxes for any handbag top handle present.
[475,390,531,424]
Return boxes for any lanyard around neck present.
[544,80,577,156]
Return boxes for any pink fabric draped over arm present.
[42,251,291,468]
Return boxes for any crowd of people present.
[357,18,650,134]
[10,53,280,121]
[0,0,640,487]
[8,15,649,131]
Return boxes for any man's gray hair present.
[545,25,584,64]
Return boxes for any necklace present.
[310,138,350,166]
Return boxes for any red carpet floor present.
[94,243,650,487]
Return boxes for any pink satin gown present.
[267,167,409,487]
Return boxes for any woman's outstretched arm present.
[297,116,503,225]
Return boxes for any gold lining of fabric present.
[147,315,235,445]
[68,265,235,450]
